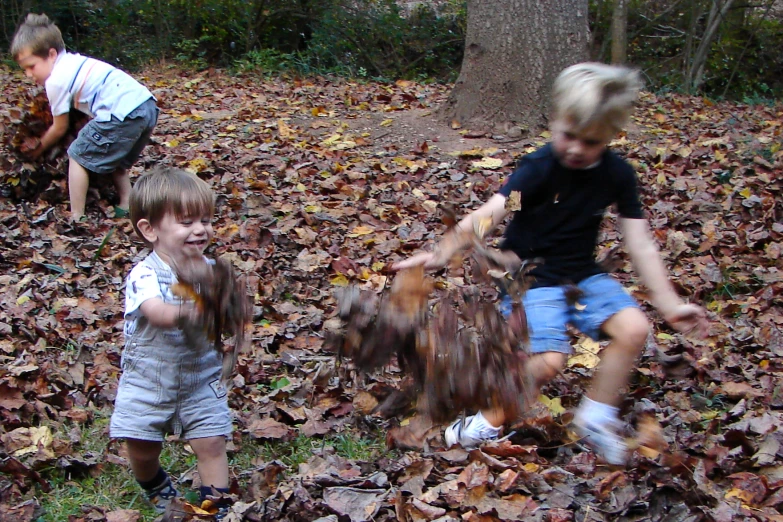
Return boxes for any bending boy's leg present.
[587,307,649,405]
[113,168,131,210]
[125,438,164,481]
[67,158,90,219]
[189,436,229,489]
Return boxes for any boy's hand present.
[392,252,443,271]
[20,136,43,159]
[664,304,709,338]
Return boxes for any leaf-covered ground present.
[0,65,782,521]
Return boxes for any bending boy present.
[395,63,708,465]
[11,13,158,220]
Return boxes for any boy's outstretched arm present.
[139,298,199,329]
[619,217,709,337]
[393,194,510,271]
[28,113,69,158]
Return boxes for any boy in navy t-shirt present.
[394,63,708,465]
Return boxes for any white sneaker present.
[573,415,628,465]
[444,413,501,448]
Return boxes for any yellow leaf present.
[320,133,342,146]
[471,157,504,169]
[278,119,294,139]
[739,187,752,198]
[574,338,601,355]
[186,158,209,173]
[16,295,30,305]
[656,333,675,341]
[294,183,306,193]
[347,226,373,237]
[330,274,350,286]
[225,124,236,131]
[539,130,551,139]
[724,488,754,504]
[567,353,600,369]
[677,146,692,157]
[372,262,386,272]
[380,119,394,127]
[522,463,540,473]
[164,139,180,148]
[538,395,565,416]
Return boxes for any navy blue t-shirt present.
[498,144,643,287]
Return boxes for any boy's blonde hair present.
[10,13,65,59]
[552,62,642,134]
[130,168,216,243]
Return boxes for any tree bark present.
[686,0,735,93]
[610,0,627,64]
[439,0,589,135]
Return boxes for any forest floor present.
[0,65,782,521]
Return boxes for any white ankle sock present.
[576,397,619,425]
[468,411,502,438]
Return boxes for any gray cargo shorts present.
[109,340,233,441]
[68,98,158,174]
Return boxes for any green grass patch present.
[31,411,391,522]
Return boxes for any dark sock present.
[200,486,231,505]
[138,468,169,492]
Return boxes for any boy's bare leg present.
[189,436,229,489]
[125,438,164,482]
[68,158,90,219]
[586,307,649,406]
[113,168,131,211]
[481,351,568,427]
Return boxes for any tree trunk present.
[439,0,589,135]
[686,0,735,93]
[610,0,627,64]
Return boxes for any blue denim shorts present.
[68,98,158,174]
[109,340,232,441]
[500,273,639,354]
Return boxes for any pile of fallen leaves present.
[0,89,88,202]
[0,63,782,522]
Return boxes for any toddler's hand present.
[177,302,203,328]
[664,304,709,338]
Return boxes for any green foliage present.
[589,0,783,100]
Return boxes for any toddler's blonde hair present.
[552,62,642,134]
[130,168,216,243]
[10,13,65,59]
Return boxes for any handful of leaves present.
[171,257,252,384]
[330,253,536,424]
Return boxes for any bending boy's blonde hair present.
[552,62,642,133]
[130,168,216,243]
[10,13,65,59]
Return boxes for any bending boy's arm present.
[139,297,192,329]
[394,194,509,270]
[31,114,69,157]
[620,217,708,337]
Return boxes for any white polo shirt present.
[46,51,153,122]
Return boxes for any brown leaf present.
[322,487,386,522]
[247,418,293,440]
